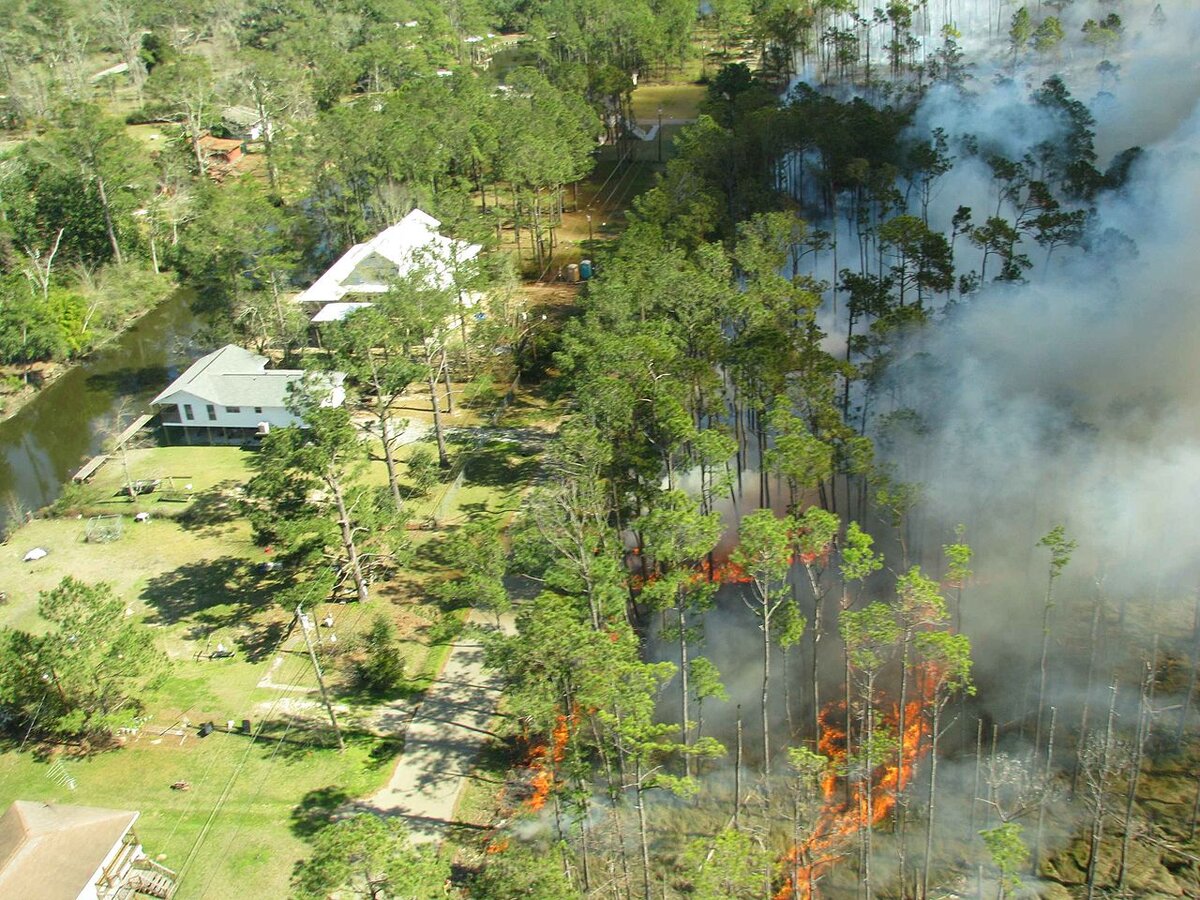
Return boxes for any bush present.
[462,373,501,411]
[353,615,406,695]
[48,482,91,517]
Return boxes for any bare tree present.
[1081,679,1128,900]
[98,0,148,99]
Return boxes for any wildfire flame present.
[525,711,573,812]
[777,665,937,899]
[484,710,576,855]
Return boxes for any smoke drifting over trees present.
[895,3,1200,595]
[491,2,1200,897]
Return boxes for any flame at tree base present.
[778,665,937,899]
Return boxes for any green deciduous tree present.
[246,379,406,604]
[41,102,151,266]
[435,518,510,625]
[792,505,838,739]
[291,813,449,899]
[682,826,771,899]
[980,822,1029,900]
[1009,7,1032,69]
[1034,525,1075,758]
[321,306,422,512]
[917,630,974,899]
[0,576,165,740]
[638,489,721,773]
[470,842,581,899]
[840,600,901,896]
[354,614,406,696]
[1032,16,1065,57]
[145,55,220,175]
[732,508,796,781]
[174,178,302,352]
[943,523,973,632]
[377,268,457,468]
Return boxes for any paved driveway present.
[367,610,514,842]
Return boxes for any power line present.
[169,580,324,888]
[174,578,379,894]
[173,644,311,887]
[298,603,345,751]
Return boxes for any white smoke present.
[890,6,1200,598]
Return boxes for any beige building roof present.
[0,800,138,899]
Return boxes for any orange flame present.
[692,558,753,584]
[777,665,937,899]
[524,711,573,812]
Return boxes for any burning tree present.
[838,601,902,897]
[783,746,835,898]
[893,566,950,888]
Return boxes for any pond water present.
[0,290,208,529]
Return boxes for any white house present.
[297,208,482,323]
[152,344,345,445]
[0,800,176,899]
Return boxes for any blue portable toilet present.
[580,259,593,280]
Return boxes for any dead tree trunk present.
[1118,652,1154,890]
[1085,679,1119,900]
[328,473,370,604]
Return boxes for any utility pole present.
[297,605,345,751]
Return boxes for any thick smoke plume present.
[893,4,1200,601]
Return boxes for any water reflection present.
[0,290,206,527]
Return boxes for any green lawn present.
[0,731,391,899]
[0,402,553,894]
[629,82,707,122]
[65,445,256,521]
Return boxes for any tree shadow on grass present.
[174,481,244,533]
[140,557,289,661]
[454,500,490,520]
[462,441,540,489]
[239,618,290,663]
[291,785,355,838]
[141,556,276,624]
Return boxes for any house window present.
[226,406,241,413]
[254,406,262,414]
[206,404,217,421]
[183,404,194,421]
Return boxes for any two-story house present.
[152,345,345,445]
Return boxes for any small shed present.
[198,134,243,166]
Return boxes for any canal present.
[0,290,208,529]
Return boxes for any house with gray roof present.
[151,345,345,444]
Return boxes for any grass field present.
[0,730,391,899]
[629,82,708,122]
[0,390,554,894]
